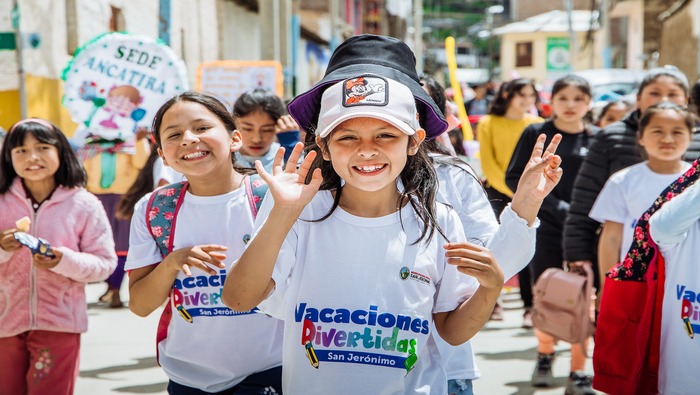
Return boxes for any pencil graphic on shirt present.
[172,288,193,323]
[304,341,319,368]
[404,351,417,374]
[682,299,694,339]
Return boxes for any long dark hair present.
[116,143,159,220]
[550,74,592,101]
[637,101,695,160]
[232,88,286,126]
[488,78,539,116]
[638,66,690,99]
[596,100,632,124]
[0,120,86,193]
[419,75,446,115]
[151,91,254,175]
[638,101,695,137]
[549,74,596,129]
[419,74,482,185]
[305,133,445,245]
[419,75,455,156]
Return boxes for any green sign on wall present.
[0,32,17,51]
[546,37,570,72]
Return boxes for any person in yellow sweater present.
[477,78,543,324]
[79,128,150,307]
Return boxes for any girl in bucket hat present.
[224,73,501,394]
[223,35,563,395]
[287,34,449,140]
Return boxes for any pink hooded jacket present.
[0,178,117,337]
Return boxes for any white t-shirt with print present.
[649,180,700,394]
[126,185,283,392]
[432,158,538,380]
[256,191,477,395]
[589,161,690,260]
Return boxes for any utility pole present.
[260,1,280,62]
[260,0,292,99]
[159,0,171,45]
[600,0,611,68]
[564,0,577,71]
[485,5,504,78]
[280,0,292,99]
[12,0,27,119]
[291,0,300,96]
[414,0,424,74]
[330,0,339,51]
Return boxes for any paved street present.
[76,283,168,395]
[471,289,596,395]
[76,283,596,395]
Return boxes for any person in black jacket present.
[506,75,598,393]
[563,67,700,287]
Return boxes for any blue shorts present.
[448,378,474,395]
[167,366,282,394]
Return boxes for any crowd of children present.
[4,33,700,394]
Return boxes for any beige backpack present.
[532,263,595,354]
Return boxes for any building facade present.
[0,0,227,132]
[495,10,604,84]
[1,0,414,133]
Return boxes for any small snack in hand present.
[13,233,56,258]
[15,216,31,232]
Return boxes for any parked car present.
[540,68,645,117]
[574,68,646,101]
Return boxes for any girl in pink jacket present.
[0,119,117,395]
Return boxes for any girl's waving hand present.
[255,142,322,213]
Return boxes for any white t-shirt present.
[126,185,283,392]
[589,161,690,260]
[256,191,477,394]
[432,158,538,380]
[649,180,700,395]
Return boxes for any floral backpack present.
[145,175,268,361]
[593,160,700,395]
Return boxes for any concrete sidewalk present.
[76,282,168,394]
[76,284,596,394]
[471,289,596,395]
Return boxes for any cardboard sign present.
[196,60,283,109]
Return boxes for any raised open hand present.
[516,133,563,201]
[255,142,323,213]
[275,115,300,134]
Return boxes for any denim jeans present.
[447,378,474,395]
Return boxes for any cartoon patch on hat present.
[343,76,388,107]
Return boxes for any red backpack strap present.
[146,182,188,256]
[145,181,188,365]
[610,159,700,281]
[244,174,269,218]
[641,246,666,393]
